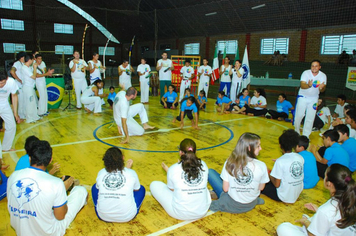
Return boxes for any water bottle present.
[265,71,269,79]
[288,72,292,79]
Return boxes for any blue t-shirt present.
[276,100,293,115]
[198,96,208,103]
[299,150,319,189]
[108,92,117,101]
[324,143,350,168]
[181,100,198,113]
[342,138,356,172]
[216,96,231,105]
[0,171,8,200]
[184,94,194,98]
[15,154,30,171]
[163,91,178,103]
[238,95,250,107]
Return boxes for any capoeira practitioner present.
[88,52,106,105]
[80,80,107,115]
[197,58,212,97]
[230,60,244,101]
[113,87,155,144]
[10,51,26,120]
[118,60,134,90]
[179,60,195,101]
[0,72,20,161]
[35,54,54,116]
[69,50,88,109]
[137,58,151,103]
[294,60,326,138]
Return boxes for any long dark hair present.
[255,88,267,99]
[180,96,199,114]
[317,97,326,112]
[103,147,124,173]
[179,139,203,180]
[325,164,356,229]
[237,88,249,98]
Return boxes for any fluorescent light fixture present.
[205,12,217,16]
[251,4,266,10]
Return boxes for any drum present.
[150,71,159,96]
[46,74,65,109]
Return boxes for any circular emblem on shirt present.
[312,80,320,88]
[145,68,149,72]
[317,110,323,116]
[290,161,303,179]
[313,103,317,110]
[242,64,249,80]
[205,82,208,87]
[204,69,208,74]
[233,167,254,186]
[182,171,203,187]
[257,100,262,105]
[103,172,126,190]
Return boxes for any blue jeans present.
[91,184,146,221]
[0,171,8,201]
[208,169,224,198]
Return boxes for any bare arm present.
[118,67,124,76]
[89,63,95,74]
[156,61,162,71]
[53,204,68,220]
[70,60,77,73]
[11,93,20,123]
[121,118,129,144]
[222,180,229,192]
[269,174,281,188]
[259,183,266,191]
[310,144,328,164]
[10,68,22,83]
[93,86,107,98]
[300,80,313,89]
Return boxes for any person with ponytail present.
[92,147,145,222]
[173,96,200,129]
[208,133,269,213]
[277,164,356,236]
[150,139,211,220]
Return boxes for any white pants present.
[0,104,16,153]
[17,88,25,119]
[294,96,318,138]
[81,96,102,113]
[73,78,88,108]
[23,86,40,123]
[230,81,241,102]
[36,78,48,115]
[179,80,191,101]
[277,222,307,236]
[55,186,88,235]
[140,79,150,103]
[119,78,132,91]
[116,103,148,136]
[197,78,209,97]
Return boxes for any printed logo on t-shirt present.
[257,100,262,105]
[205,82,208,87]
[10,178,41,208]
[290,161,303,179]
[204,69,209,74]
[233,167,254,186]
[312,80,320,88]
[187,68,192,73]
[145,68,149,72]
[317,110,323,116]
[313,103,317,110]
[181,171,203,187]
[103,172,126,190]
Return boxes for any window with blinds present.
[3,43,25,53]
[321,34,356,54]
[217,40,238,54]
[99,46,115,56]
[1,19,24,31]
[0,0,22,10]
[184,43,200,55]
[55,45,74,55]
[54,23,74,34]
[260,38,289,54]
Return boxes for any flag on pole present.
[233,45,240,64]
[222,44,227,60]
[211,44,220,84]
[241,46,250,90]
[128,35,135,65]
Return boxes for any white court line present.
[147,211,215,236]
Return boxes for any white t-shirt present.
[7,167,68,236]
[167,160,211,219]
[21,65,35,88]
[180,66,194,80]
[157,59,173,81]
[232,67,244,83]
[348,125,356,139]
[36,61,47,85]
[220,159,269,204]
[69,59,88,79]
[96,168,140,222]
[220,65,232,82]
[270,152,304,203]
[334,103,348,118]
[0,77,18,107]
[250,96,267,110]
[88,60,102,83]
[12,61,24,88]
[317,107,331,124]
[113,91,129,125]
[198,65,212,82]
[119,64,132,80]
[137,64,151,82]
[298,70,327,98]
[82,85,95,97]
[308,199,356,236]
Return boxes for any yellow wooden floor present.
[0,92,330,236]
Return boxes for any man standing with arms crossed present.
[294,60,327,138]
[156,52,174,101]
